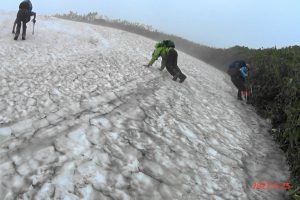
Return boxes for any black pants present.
[166,48,187,80]
[15,9,30,38]
[231,76,246,98]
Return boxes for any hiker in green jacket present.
[144,40,187,83]
[144,42,170,71]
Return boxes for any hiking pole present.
[32,22,35,35]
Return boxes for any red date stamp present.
[252,181,293,190]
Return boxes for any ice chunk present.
[179,124,197,140]
[11,119,33,135]
[0,127,12,136]
[33,146,57,164]
[53,162,75,192]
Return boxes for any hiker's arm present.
[31,12,36,23]
[148,48,162,66]
[31,12,36,20]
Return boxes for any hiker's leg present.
[22,20,27,39]
[178,72,187,83]
[166,65,176,76]
[237,89,242,100]
[14,19,22,40]
[171,66,180,81]
[179,73,187,80]
[174,66,186,80]
[231,77,240,89]
[237,81,246,100]
[240,81,246,93]
[12,18,17,33]
[26,16,31,23]
[231,76,244,100]
[176,66,186,83]
[14,10,24,40]
[166,48,178,78]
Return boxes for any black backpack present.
[227,60,245,76]
[161,40,175,48]
[19,1,30,10]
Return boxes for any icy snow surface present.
[0,12,289,199]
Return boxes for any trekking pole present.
[32,22,35,35]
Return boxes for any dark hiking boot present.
[237,91,242,100]
[179,76,186,83]
[22,36,26,40]
[172,72,180,81]
[14,35,18,40]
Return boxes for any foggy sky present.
[2,0,300,48]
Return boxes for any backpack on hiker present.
[227,60,246,76]
[161,40,175,48]
[19,0,31,11]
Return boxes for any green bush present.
[242,47,300,199]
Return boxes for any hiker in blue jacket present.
[13,0,36,40]
[227,60,249,100]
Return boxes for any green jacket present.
[148,46,170,70]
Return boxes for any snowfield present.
[0,12,289,200]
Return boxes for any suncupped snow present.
[0,12,289,200]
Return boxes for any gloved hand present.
[32,19,36,23]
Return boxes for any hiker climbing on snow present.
[144,40,187,83]
[12,0,36,34]
[227,60,249,100]
[13,0,36,40]
[144,40,171,71]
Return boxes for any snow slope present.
[0,12,289,200]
